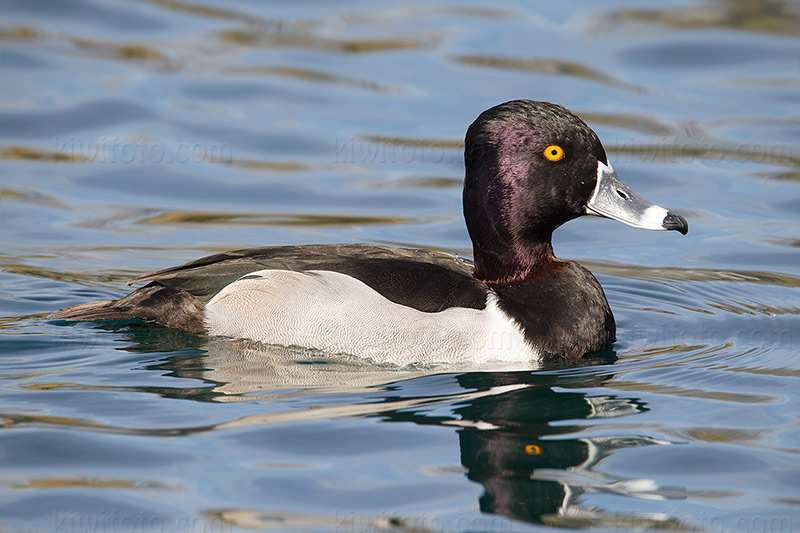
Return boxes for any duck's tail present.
[52,283,206,334]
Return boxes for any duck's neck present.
[472,238,569,286]
[463,145,570,286]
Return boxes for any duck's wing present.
[53,245,487,333]
[130,244,486,312]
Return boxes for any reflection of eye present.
[525,444,542,455]
[544,145,565,161]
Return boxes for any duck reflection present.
[113,325,681,528]
[450,376,674,526]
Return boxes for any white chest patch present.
[204,269,539,366]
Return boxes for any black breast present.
[492,262,615,361]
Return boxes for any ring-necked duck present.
[53,100,687,365]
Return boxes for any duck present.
[53,100,687,366]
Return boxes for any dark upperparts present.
[130,244,489,312]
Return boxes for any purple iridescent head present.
[463,100,687,285]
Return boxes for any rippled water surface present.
[3,0,800,530]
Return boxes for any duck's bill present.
[585,161,688,235]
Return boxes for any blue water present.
[2,0,800,530]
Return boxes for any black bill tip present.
[663,211,688,235]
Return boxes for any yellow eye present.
[544,145,564,161]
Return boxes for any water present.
[2,0,800,530]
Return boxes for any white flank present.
[204,269,538,365]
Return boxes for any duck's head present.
[463,100,687,285]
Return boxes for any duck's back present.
[55,245,485,326]
[132,244,487,310]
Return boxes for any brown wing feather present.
[52,283,205,334]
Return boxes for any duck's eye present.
[544,145,565,161]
